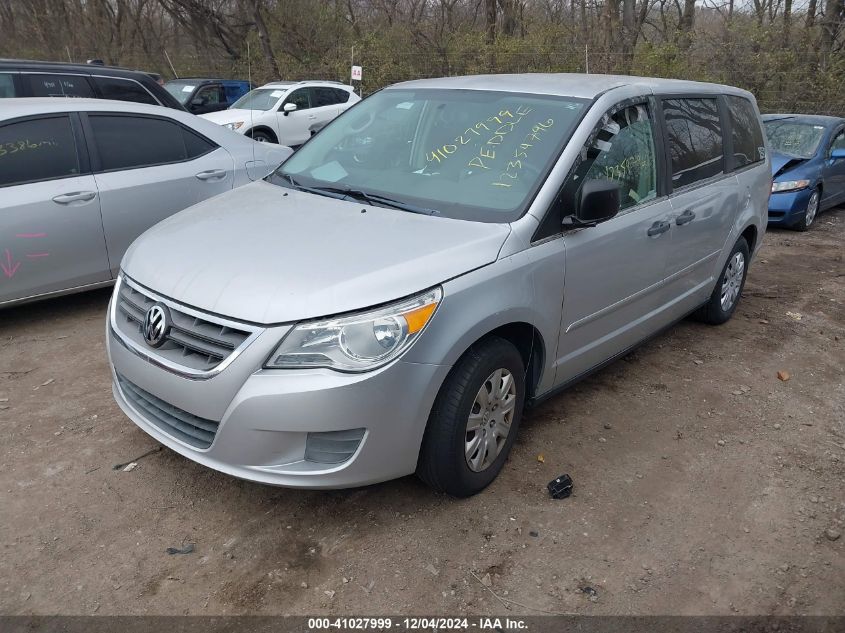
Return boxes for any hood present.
[770,151,809,179]
[200,108,256,125]
[121,181,510,324]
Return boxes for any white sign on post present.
[351,65,362,81]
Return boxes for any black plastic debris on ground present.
[548,473,573,499]
[165,543,194,555]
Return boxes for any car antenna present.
[247,41,255,167]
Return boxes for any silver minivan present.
[107,74,770,496]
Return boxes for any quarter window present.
[89,115,187,171]
[663,98,724,188]
[0,116,80,187]
[25,73,94,98]
[93,77,158,105]
[563,102,658,214]
[182,128,218,158]
[726,96,765,169]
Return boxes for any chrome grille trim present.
[116,373,219,449]
[109,275,263,380]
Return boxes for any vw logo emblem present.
[142,303,170,348]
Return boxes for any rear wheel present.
[794,188,819,232]
[417,337,525,497]
[694,237,749,325]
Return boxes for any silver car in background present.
[107,74,770,496]
[0,98,291,306]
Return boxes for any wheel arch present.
[246,126,278,143]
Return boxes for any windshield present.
[270,89,587,222]
[231,88,286,111]
[764,119,826,159]
[164,81,200,105]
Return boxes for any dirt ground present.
[1,209,843,617]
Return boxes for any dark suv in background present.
[0,59,184,110]
[164,78,253,114]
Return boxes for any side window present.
[311,87,338,107]
[195,85,223,105]
[0,116,80,187]
[333,88,351,104]
[0,74,18,98]
[831,130,845,153]
[25,73,94,98]
[563,102,658,214]
[182,128,217,158]
[93,77,158,105]
[727,96,765,169]
[663,97,724,188]
[284,88,310,111]
[89,115,187,171]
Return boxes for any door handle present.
[675,209,696,225]
[195,169,227,181]
[647,220,671,237]
[52,191,96,204]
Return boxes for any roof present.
[260,80,348,88]
[388,73,753,99]
[762,113,844,127]
[0,58,149,76]
[0,97,176,120]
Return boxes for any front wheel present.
[794,187,820,232]
[694,237,750,325]
[250,130,275,144]
[417,337,526,497]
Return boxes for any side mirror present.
[190,97,205,108]
[831,148,845,160]
[567,179,621,227]
[283,102,297,115]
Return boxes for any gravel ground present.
[0,209,843,616]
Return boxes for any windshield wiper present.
[279,175,438,216]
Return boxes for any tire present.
[794,187,820,232]
[250,129,275,143]
[694,237,750,325]
[417,337,526,497]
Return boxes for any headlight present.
[771,179,810,193]
[224,121,244,130]
[265,288,442,372]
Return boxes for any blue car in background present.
[763,114,845,231]
[164,78,253,115]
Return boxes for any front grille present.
[117,373,219,449]
[113,278,254,374]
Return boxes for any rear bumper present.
[767,188,813,226]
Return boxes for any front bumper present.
[106,297,450,489]
[767,187,813,226]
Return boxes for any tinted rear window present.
[25,73,94,97]
[663,97,724,188]
[183,128,217,158]
[727,96,765,169]
[89,115,187,171]
[0,116,80,187]
[94,77,158,105]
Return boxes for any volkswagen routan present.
[107,74,770,497]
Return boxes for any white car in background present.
[201,80,360,147]
[0,98,291,307]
